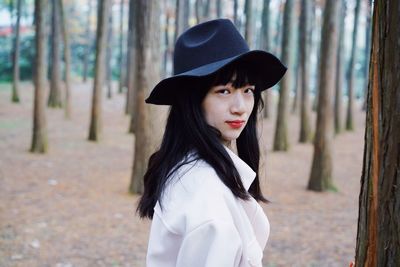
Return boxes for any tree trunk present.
[130,0,161,194]
[31,0,49,153]
[88,0,111,141]
[48,0,62,108]
[59,0,71,119]
[273,0,283,56]
[311,1,321,112]
[82,0,92,83]
[233,0,239,27]
[106,9,113,99]
[244,0,253,48]
[307,0,340,191]
[118,0,125,94]
[273,0,295,151]
[334,0,346,135]
[174,0,189,44]
[163,5,171,78]
[354,1,400,265]
[261,0,271,119]
[12,0,22,103]
[345,0,361,131]
[125,0,135,116]
[216,0,222,18]
[298,0,312,143]
[203,0,211,21]
[361,0,372,112]
[195,0,202,24]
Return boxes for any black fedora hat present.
[145,19,286,105]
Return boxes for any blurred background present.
[0,0,371,266]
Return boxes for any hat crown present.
[173,19,250,75]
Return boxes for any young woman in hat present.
[137,19,286,266]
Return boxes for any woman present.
[138,19,286,266]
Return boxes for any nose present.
[230,92,246,115]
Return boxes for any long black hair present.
[137,61,268,219]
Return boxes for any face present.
[201,81,255,146]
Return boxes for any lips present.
[226,120,245,129]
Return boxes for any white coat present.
[146,146,270,267]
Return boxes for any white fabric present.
[146,147,270,267]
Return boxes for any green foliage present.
[0,34,34,81]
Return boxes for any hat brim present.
[145,50,287,105]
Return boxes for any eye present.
[216,88,230,95]
[244,87,255,94]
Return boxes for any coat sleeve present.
[176,219,243,267]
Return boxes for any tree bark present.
[307,0,340,191]
[334,0,346,135]
[82,0,92,83]
[233,0,239,27]
[361,0,372,112]
[59,0,71,119]
[88,0,111,141]
[216,0,222,18]
[261,0,271,119]
[12,0,22,103]
[127,0,138,132]
[125,0,136,116]
[118,0,125,94]
[273,0,283,56]
[106,9,113,99]
[345,0,361,131]
[174,0,189,44]
[354,1,400,265]
[244,0,253,48]
[48,0,62,108]
[273,0,295,151]
[299,0,312,143]
[129,0,162,194]
[31,0,49,153]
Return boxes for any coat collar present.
[223,146,256,191]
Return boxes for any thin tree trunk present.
[244,0,253,48]
[233,0,239,27]
[106,10,113,99]
[203,0,211,21]
[125,0,135,116]
[48,0,62,108]
[299,0,312,143]
[273,0,283,56]
[361,0,372,112]
[261,0,271,118]
[174,0,189,44]
[163,6,171,78]
[118,0,125,94]
[273,0,295,151]
[82,0,92,82]
[216,0,222,17]
[130,0,161,194]
[355,1,400,265]
[334,0,346,135]
[311,1,321,112]
[345,0,361,131]
[195,0,202,24]
[307,0,340,191]
[88,0,111,141]
[59,0,71,119]
[31,0,49,153]
[12,0,22,103]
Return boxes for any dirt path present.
[0,83,365,267]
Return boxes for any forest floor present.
[0,82,365,267]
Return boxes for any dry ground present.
[0,82,365,267]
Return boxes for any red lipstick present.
[226,120,245,129]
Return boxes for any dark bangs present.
[210,61,260,89]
